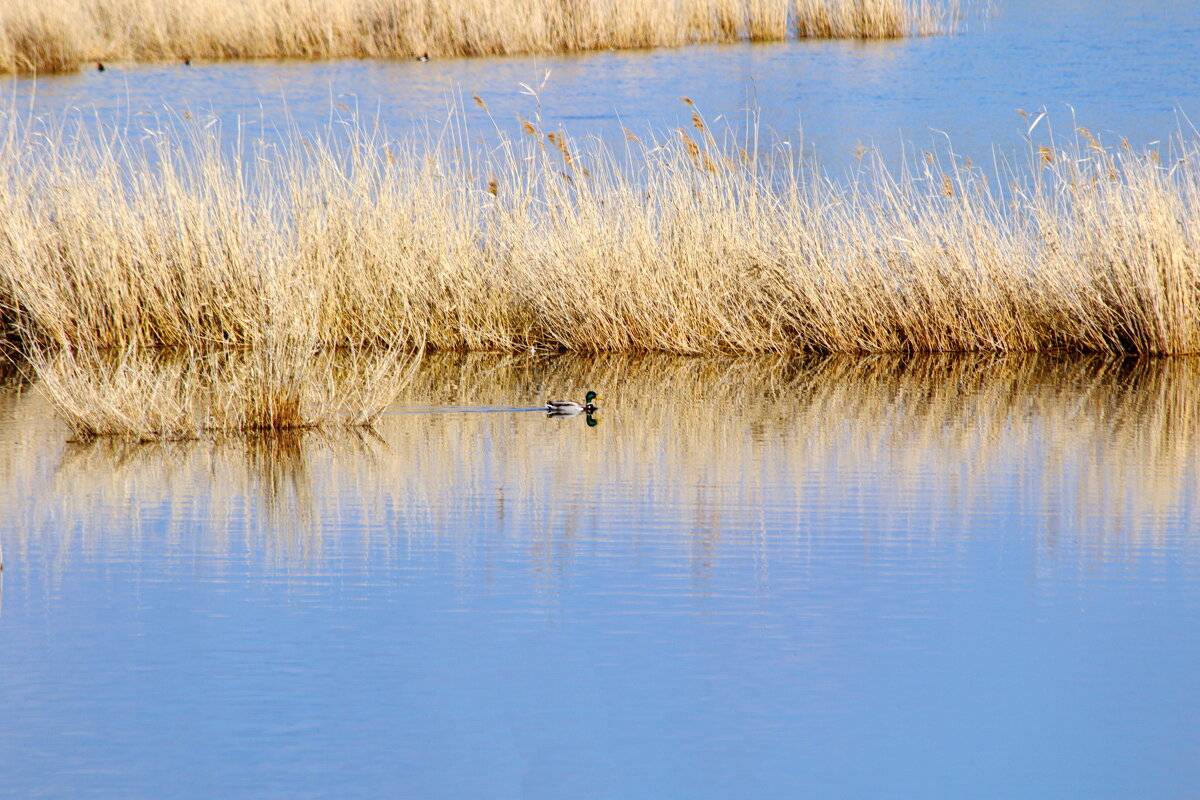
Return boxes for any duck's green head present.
[585,391,598,404]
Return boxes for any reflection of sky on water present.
[6,0,1200,166]
[1,353,1199,797]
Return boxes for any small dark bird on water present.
[417,52,429,62]
[96,62,105,72]
[184,56,191,66]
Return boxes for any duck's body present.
[547,391,598,415]
[546,402,592,415]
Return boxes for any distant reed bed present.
[0,0,957,74]
[1,105,1198,362]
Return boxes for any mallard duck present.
[546,391,598,415]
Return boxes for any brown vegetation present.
[0,109,1198,360]
[29,344,421,440]
[0,0,957,74]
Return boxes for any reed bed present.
[0,0,956,74]
[1,107,1198,360]
[29,344,421,440]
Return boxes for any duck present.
[546,391,598,415]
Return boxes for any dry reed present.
[29,344,421,440]
[0,0,958,74]
[795,0,949,38]
[1,106,1198,359]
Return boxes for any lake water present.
[4,1,1200,796]
[2,353,1200,798]
[6,0,1200,165]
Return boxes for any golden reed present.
[29,345,421,440]
[0,0,956,74]
[1,108,1197,360]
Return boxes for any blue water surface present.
[3,0,1200,792]
[5,0,1199,164]
[1,353,1199,798]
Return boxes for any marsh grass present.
[0,0,959,74]
[31,344,421,440]
[796,0,950,37]
[1,106,1198,360]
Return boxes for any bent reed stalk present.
[0,0,957,74]
[1,106,1199,362]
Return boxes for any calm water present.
[4,2,1200,796]
[6,0,1200,164]
[2,353,1200,798]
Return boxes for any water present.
[4,2,1200,795]
[6,0,1200,164]
[2,353,1200,798]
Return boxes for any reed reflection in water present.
[3,351,1200,581]
[1,353,1199,797]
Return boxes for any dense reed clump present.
[29,343,421,440]
[0,107,1199,359]
[0,0,957,74]
[795,0,946,37]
